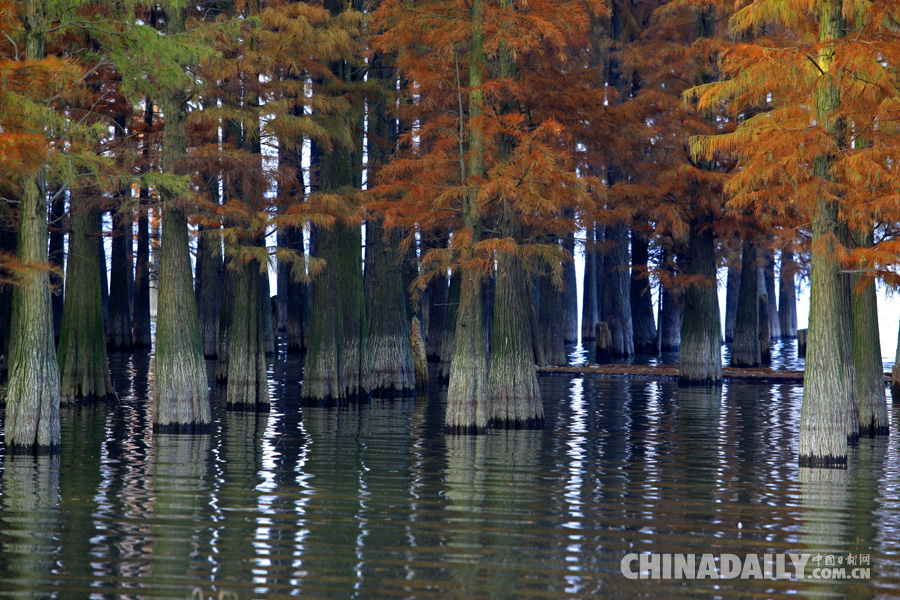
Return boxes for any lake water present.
[1,347,899,599]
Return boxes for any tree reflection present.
[0,454,60,599]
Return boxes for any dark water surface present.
[1,349,899,599]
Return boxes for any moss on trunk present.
[851,229,888,437]
[5,174,61,453]
[58,206,116,404]
[731,238,761,368]
[365,220,415,396]
[678,216,722,386]
[488,252,543,428]
[225,259,270,411]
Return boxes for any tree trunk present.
[260,269,275,356]
[658,248,682,352]
[226,259,270,411]
[133,207,152,349]
[799,0,858,467]
[581,224,599,342]
[851,229,888,437]
[4,4,60,453]
[425,270,449,361]
[538,272,567,365]
[216,256,236,381]
[678,216,722,385]
[58,205,116,403]
[106,206,133,351]
[152,10,211,431]
[779,250,798,338]
[764,251,781,339]
[601,224,634,357]
[98,213,109,326]
[0,220,16,356]
[281,225,308,354]
[365,220,416,396]
[195,224,221,358]
[132,100,154,350]
[561,233,578,344]
[5,172,61,453]
[724,259,739,343]
[630,229,657,354]
[731,238,761,368]
[488,251,543,428]
[48,191,65,342]
[758,292,771,365]
[438,272,460,381]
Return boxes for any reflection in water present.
[1,353,899,599]
[0,454,60,599]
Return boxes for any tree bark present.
[132,100,154,350]
[106,206,133,351]
[280,225,308,354]
[851,229,888,437]
[678,216,722,385]
[538,272,567,365]
[48,191,65,342]
[226,258,270,411]
[630,228,656,354]
[58,205,116,404]
[779,250,798,338]
[438,272,460,382]
[488,251,543,428]
[4,2,60,453]
[799,0,858,467]
[195,224,221,358]
[425,271,449,361]
[365,220,416,395]
[5,172,61,453]
[581,224,599,342]
[764,251,781,339]
[152,6,211,432]
[658,248,682,352]
[561,233,578,344]
[601,224,634,357]
[724,259,739,343]
[731,238,761,367]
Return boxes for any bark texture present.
[226,259,270,411]
[731,238,761,368]
[678,217,721,385]
[5,174,61,453]
[195,224,222,358]
[601,224,634,357]
[439,273,460,381]
[106,207,133,351]
[630,229,657,354]
[658,249,682,352]
[538,273,567,366]
[57,206,116,404]
[488,251,543,428]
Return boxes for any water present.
[1,351,899,599]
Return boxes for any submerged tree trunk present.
[630,229,656,354]
[365,221,416,396]
[851,229,888,437]
[538,273,567,366]
[488,251,543,428]
[724,259,739,343]
[58,205,116,404]
[779,250,798,338]
[731,238,761,368]
[582,224,599,343]
[800,0,858,467]
[5,4,60,453]
[678,216,722,386]
[5,172,61,453]
[601,224,634,358]
[106,206,133,351]
[226,259,270,411]
[152,10,211,432]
